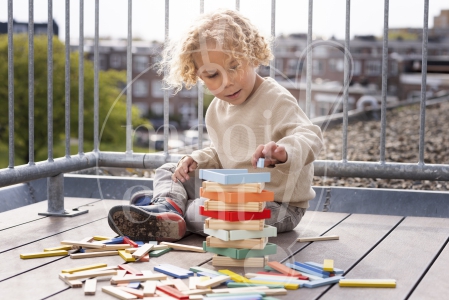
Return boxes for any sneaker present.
[108,197,186,242]
[129,190,153,206]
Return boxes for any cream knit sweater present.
[190,77,323,208]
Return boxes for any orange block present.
[200,188,274,203]
[267,261,302,277]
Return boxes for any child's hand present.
[172,156,198,183]
[251,141,288,168]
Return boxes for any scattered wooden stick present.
[296,235,339,243]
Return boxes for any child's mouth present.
[227,90,241,98]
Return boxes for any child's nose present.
[223,71,235,87]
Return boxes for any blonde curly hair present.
[157,9,273,94]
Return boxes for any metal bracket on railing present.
[38,173,88,217]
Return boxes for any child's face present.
[193,49,263,105]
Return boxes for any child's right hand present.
[172,156,198,183]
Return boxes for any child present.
[108,9,323,242]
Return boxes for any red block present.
[156,285,189,300]
[199,206,271,221]
[123,236,139,248]
[200,188,274,203]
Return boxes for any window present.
[390,61,398,76]
[110,54,122,69]
[134,55,149,73]
[353,60,361,76]
[152,80,164,98]
[151,102,164,115]
[99,54,107,70]
[133,79,148,97]
[276,58,284,74]
[365,60,381,76]
[329,59,344,72]
[287,59,299,76]
[312,60,325,75]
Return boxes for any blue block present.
[199,169,270,184]
[79,249,85,253]
[293,262,331,276]
[135,241,144,246]
[304,261,344,275]
[198,271,220,278]
[257,158,265,168]
[103,237,125,244]
[285,263,328,278]
[127,282,140,289]
[154,264,193,279]
[303,276,344,288]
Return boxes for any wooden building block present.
[59,273,82,288]
[338,279,396,288]
[60,240,106,249]
[160,242,205,253]
[44,245,73,252]
[200,189,274,204]
[296,235,339,243]
[206,236,268,250]
[62,263,108,274]
[217,270,249,283]
[70,251,118,259]
[92,235,113,241]
[84,278,97,295]
[123,236,139,248]
[118,250,136,262]
[203,242,277,260]
[212,286,269,293]
[323,259,334,272]
[132,243,154,260]
[247,280,299,290]
[206,291,266,297]
[204,225,277,241]
[149,248,172,257]
[248,276,306,287]
[143,281,157,296]
[226,282,283,289]
[20,250,68,259]
[199,169,270,185]
[196,275,231,289]
[199,207,271,222]
[304,262,344,275]
[172,279,189,291]
[182,289,211,295]
[287,262,329,277]
[204,199,265,212]
[65,269,117,281]
[303,276,344,288]
[189,267,222,276]
[255,272,309,281]
[111,274,167,285]
[83,244,133,252]
[246,273,308,282]
[119,264,143,276]
[205,218,264,231]
[154,264,193,279]
[157,285,189,300]
[102,286,137,299]
[118,287,144,298]
[202,181,265,193]
[266,261,302,277]
[212,255,267,268]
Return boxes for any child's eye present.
[206,73,218,79]
[230,65,239,70]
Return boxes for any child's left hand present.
[251,141,288,168]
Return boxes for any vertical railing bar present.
[198,0,204,149]
[269,0,275,79]
[65,0,70,158]
[78,0,84,156]
[94,0,99,152]
[163,0,169,155]
[305,0,313,117]
[47,0,54,162]
[28,0,35,165]
[8,0,14,168]
[418,0,429,165]
[379,0,389,163]
[126,0,132,154]
[235,0,240,11]
[342,0,350,162]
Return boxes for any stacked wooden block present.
[199,169,278,267]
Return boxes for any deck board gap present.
[40,286,71,300]
[0,216,48,232]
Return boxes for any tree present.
[0,34,149,164]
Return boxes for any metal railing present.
[1,0,448,215]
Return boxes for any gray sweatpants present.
[153,163,306,235]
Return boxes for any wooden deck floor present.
[1,197,448,299]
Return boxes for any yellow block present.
[323,259,334,272]
[44,245,73,252]
[200,276,211,282]
[118,250,135,262]
[61,263,108,274]
[92,236,113,241]
[339,279,396,288]
[20,250,68,259]
[248,280,299,290]
[219,269,250,283]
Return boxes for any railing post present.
[38,173,88,217]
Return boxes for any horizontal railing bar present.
[314,160,449,181]
[98,152,183,169]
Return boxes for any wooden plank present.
[409,241,449,299]
[322,217,449,300]
[84,278,97,295]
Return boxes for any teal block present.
[203,242,277,259]
[199,169,270,184]
[204,225,277,241]
[149,247,172,257]
[189,266,222,276]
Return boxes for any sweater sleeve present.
[189,142,222,169]
[271,95,324,174]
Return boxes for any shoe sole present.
[108,205,186,242]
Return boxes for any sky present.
[0,0,448,42]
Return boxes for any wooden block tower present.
[198,169,277,267]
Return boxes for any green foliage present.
[0,34,150,164]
